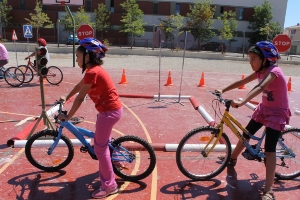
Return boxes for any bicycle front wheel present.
[176,126,232,181]
[275,128,300,180]
[110,135,156,181]
[25,130,74,172]
[4,67,24,87]
[18,65,34,83]
[45,66,63,85]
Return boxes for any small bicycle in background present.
[25,100,156,181]
[0,65,24,87]
[176,91,300,181]
[18,57,63,85]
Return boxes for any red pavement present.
[0,67,300,200]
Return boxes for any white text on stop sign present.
[78,31,93,36]
[274,41,290,46]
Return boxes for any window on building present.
[175,3,180,15]
[42,5,48,11]
[220,6,224,15]
[110,0,114,13]
[153,2,158,14]
[239,8,244,20]
[86,0,92,12]
[20,0,25,10]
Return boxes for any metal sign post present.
[176,31,195,106]
[154,29,166,102]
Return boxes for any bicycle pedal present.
[80,146,88,153]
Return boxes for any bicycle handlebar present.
[209,91,234,110]
[53,100,67,122]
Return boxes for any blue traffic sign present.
[23,25,33,38]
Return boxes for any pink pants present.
[94,107,123,189]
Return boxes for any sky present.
[284,0,299,28]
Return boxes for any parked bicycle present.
[176,91,300,181]
[18,58,63,85]
[25,100,156,181]
[0,66,24,87]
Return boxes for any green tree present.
[159,14,183,48]
[217,10,238,53]
[248,0,282,44]
[186,0,216,51]
[60,6,95,34]
[94,3,111,41]
[260,22,281,41]
[120,0,145,49]
[25,0,52,39]
[0,0,12,39]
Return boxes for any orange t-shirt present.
[83,66,122,112]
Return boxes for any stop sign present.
[77,24,94,40]
[272,34,291,52]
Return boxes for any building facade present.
[3,0,288,50]
[285,24,300,55]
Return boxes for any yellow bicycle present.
[176,91,300,181]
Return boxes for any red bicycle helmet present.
[38,38,47,46]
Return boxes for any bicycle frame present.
[204,104,295,160]
[48,120,134,163]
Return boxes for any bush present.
[103,39,109,47]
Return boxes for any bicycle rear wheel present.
[18,65,34,83]
[274,128,300,180]
[25,130,74,172]
[176,126,231,181]
[4,67,24,87]
[45,66,63,85]
[110,135,156,181]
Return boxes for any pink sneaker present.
[92,186,119,199]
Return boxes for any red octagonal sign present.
[272,34,291,52]
[77,24,94,40]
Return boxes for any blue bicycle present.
[25,101,156,181]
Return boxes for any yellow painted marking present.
[0,148,25,174]
[121,103,152,143]
[0,111,36,117]
[121,102,157,200]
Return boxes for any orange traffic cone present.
[197,72,206,87]
[164,70,174,86]
[238,75,246,89]
[287,77,293,91]
[119,69,128,84]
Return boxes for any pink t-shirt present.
[256,65,289,109]
[0,43,9,60]
[83,65,122,112]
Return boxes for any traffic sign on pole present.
[272,34,291,52]
[23,25,33,38]
[76,24,94,40]
[12,29,18,41]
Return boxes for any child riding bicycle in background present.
[58,38,122,199]
[216,41,291,200]
[25,38,50,66]
[0,40,9,79]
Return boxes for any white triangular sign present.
[12,29,18,40]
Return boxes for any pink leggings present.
[94,107,123,189]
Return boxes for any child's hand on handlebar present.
[230,100,242,108]
[60,96,67,103]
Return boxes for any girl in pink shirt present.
[217,41,291,200]
[59,38,122,199]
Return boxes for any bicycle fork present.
[201,128,223,157]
